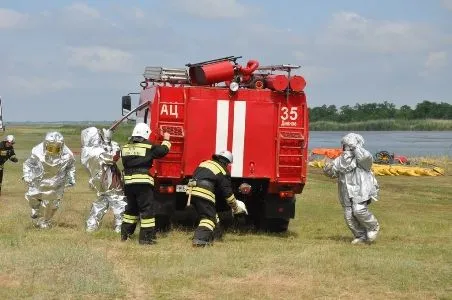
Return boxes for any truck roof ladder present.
[143,67,189,84]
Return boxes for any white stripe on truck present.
[215,100,229,154]
[231,101,246,177]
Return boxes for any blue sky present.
[1,0,451,122]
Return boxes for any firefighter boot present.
[192,229,214,247]
[121,223,137,241]
[138,228,157,245]
[212,222,224,242]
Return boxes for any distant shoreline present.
[309,119,452,131]
[3,119,452,131]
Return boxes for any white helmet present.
[4,135,15,144]
[213,150,233,163]
[132,123,151,140]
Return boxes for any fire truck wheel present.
[156,215,171,233]
[263,218,289,233]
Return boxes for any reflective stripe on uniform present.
[124,174,154,185]
[209,160,226,175]
[199,218,215,231]
[123,214,138,224]
[127,143,153,149]
[226,194,236,203]
[191,187,215,203]
[199,160,226,175]
[140,217,156,228]
[161,140,171,149]
[121,143,153,157]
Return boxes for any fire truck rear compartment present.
[154,177,304,233]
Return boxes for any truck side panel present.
[149,86,186,179]
[183,96,219,175]
[242,100,277,178]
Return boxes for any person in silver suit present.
[23,131,76,229]
[323,133,380,244]
[81,127,126,233]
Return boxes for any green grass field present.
[0,125,451,299]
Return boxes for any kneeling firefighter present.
[120,123,171,245]
[188,150,248,247]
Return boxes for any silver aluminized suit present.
[81,127,126,233]
[23,132,76,229]
[323,133,380,244]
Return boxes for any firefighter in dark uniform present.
[188,150,248,247]
[120,123,171,245]
[0,135,18,195]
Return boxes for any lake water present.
[309,131,452,157]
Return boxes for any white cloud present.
[425,51,447,69]
[133,7,145,19]
[319,11,433,54]
[65,3,100,18]
[441,0,452,11]
[4,76,72,95]
[293,51,306,61]
[299,66,335,83]
[171,0,248,18]
[67,46,134,72]
[0,8,28,29]
[419,51,448,77]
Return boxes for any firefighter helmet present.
[213,150,233,164]
[4,135,15,144]
[44,131,64,156]
[132,123,151,140]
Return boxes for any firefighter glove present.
[163,132,170,141]
[22,176,32,184]
[66,178,76,187]
[233,200,248,215]
[10,157,18,163]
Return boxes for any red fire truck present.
[119,56,309,232]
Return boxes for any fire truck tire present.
[263,218,290,233]
[156,215,171,232]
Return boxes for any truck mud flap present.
[264,196,296,219]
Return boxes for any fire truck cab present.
[121,56,309,232]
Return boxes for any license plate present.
[176,185,187,192]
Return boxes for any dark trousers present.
[0,167,3,194]
[121,183,156,243]
[192,196,222,244]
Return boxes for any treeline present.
[309,101,452,122]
